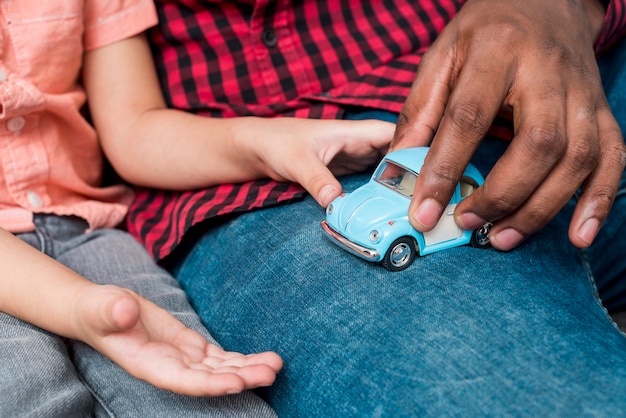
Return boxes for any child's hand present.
[241,118,395,207]
[72,284,282,396]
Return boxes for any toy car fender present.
[321,147,491,271]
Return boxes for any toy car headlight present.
[327,203,334,215]
[369,230,380,242]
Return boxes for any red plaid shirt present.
[128,0,626,261]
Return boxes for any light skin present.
[83,35,394,207]
[0,227,283,396]
[391,0,626,251]
[0,33,394,397]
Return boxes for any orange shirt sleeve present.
[83,0,158,52]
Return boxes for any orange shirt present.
[0,0,157,233]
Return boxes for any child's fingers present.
[143,351,281,396]
[204,347,284,373]
[293,160,342,207]
[175,365,278,396]
[243,351,283,373]
[148,367,247,396]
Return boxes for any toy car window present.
[375,161,418,198]
[459,176,479,198]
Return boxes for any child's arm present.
[83,34,395,207]
[0,227,282,396]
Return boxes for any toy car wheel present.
[382,237,417,272]
[470,222,492,248]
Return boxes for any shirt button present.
[27,190,43,209]
[261,28,278,47]
[7,116,26,133]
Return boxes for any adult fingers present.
[455,71,569,233]
[488,106,597,250]
[390,35,455,152]
[468,78,606,251]
[407,41,510,231]
[569,107,626,248]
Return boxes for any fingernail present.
[577,218,600,246]
[320,185,336,206]
[492,228,524,251]
[457,212,487,230]
[412,198,443,230]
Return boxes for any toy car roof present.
[381,147,484,184]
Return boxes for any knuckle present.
[479,21,525,45]
[396,109,411,131]
[394,103,421,138]
[521,203,549,230]
[591,186,615,207]
[522,125,567,157]
[489,194,519,215]
[585,185,616,220]
[541,39,585,75]
[568,139,600,172]
[392,110,413,146]
[541,39,596,83]
[431,162,460,191]
[576,104,597,124]
[478,184,520,215]
[542,39,572,64]
[606,140,626,170]
[446,101,490,138]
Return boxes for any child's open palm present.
[72,285,283,397]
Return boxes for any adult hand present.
[73,285,283,396]
[391,0,626,251]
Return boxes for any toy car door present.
[422,186,462,246]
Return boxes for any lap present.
[172,38,626,417]
[173,162,626,416]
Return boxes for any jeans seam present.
[579,246,626,336]
[75,366,116,418]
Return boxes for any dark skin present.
[391,0,626,251]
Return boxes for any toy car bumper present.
[321,220,380,261]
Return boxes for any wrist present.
[231,117,278,179]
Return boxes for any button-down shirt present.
[0,0,157,233]
[128,0,626,261]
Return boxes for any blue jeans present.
[172,44,626,416]
[0,215,276,417]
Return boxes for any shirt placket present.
[0,71,49,210]
[250,0,313,102]
[0,4,49,211]
[0,120,49,211]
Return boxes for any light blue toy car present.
[321,147,491,271]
